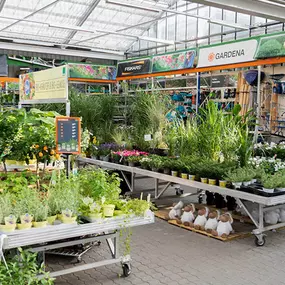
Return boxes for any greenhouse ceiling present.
[0,0,283,61]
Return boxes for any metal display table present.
[77,157,285,246]
[1,213,154,278]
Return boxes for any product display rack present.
[77,157,285,247]
[1,213,154,278]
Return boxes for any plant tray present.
[168,220,251,242]
[239,185,285,197]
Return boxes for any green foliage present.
[32,198,49,222]
[122,199,151,216]
[225,167,255,183]
[0,248,54,285]
[79,168,121,202]
[261,173,278,189]
[0,193,14,224]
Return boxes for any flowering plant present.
[97,143,120,156]
[113,150,148,158]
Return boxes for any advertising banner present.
[68,64,116,80]
[197,39,258,68]
[117,58,152,77]
[20,65,68,101]
[255,33,285,59]
[152,49,196,72]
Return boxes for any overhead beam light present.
[207,19,248,30]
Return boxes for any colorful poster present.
[152,50,196,72]
[255,33,285,59]
[68,64,116,80]
[19,65,68,101]
[198,39,258,68]
[117,58,152,77]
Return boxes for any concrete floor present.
[47,176,285,285]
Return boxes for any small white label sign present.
[198,39,258,68]
[144,134,152,141]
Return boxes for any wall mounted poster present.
[117,58,152,77]
[255,33,285,59]
[68,64,116,80]
[152,50,196,72]
[19,65,68,101]
[56,117,81,154]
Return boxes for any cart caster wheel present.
[122,264,131,277]
[255,235,266,247]
[176,189,184,195]
[77,257,82,263]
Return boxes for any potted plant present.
[61,209,77,224]
[148,156,162,172]
[127,155,141,167]
[32,201,48,228]
[0,194,16,233]
[79,197,102,220]
[140,157,151,169]
[160,157,172,175]
[102,197,115,217]
[261,174,277,193]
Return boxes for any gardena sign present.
[198,39,258,68]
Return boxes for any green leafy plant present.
[0,193,14,224]
[261,174,278,189]
[224,167,255,183]
[0,248,54,285]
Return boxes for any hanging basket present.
[244,70,265,86]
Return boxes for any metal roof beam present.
[187,0,285,22]
[64,0,100,44]
[0,0,61,32]
[0,41,124,60]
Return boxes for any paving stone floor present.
[48,218,285,285]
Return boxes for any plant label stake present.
[55,117,81,177]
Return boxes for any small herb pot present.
[171,171,178,177]
[219,180,227,188]
[208,179,216,185]
[188,174,195,181]
[151,168,159,172]
[17,222,32,230]
[47,215,57,225]
[16,161,26,166]
[181,173,188,179]
[251,179,257,184]
[103,205,115,217]
[61,216,77,224]
[88,213,102,219]
[102,156,109,162]
[201,178,208,184]
[163,168,170,175]
[99,155,104,160]
[128,162,135,167]
[232,182,242,189]
[276,188,285,192]
[263,188,274,193]
[0,224,16,233]
[32,221,48,228]
[242,181,251,186]
[57,214,63,221]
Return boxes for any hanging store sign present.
[68,64,117,80]
[152,49,196,72]
[56,117,81,154]
[255,33,285,59]
[19,65,68,101]
[197,39,258,68]
[117,58,152,77]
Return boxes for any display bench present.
[1,213,155,278]
[77,157,285,246]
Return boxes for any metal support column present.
[196,72,201,113]
[254,65,261,142]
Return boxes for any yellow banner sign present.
[19,65,68,101]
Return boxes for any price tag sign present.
[56,117,81,154]
[144,134,152,141]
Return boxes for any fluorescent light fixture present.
[13,39,55,46]
[208,19,248,30]
[48,23,94,33]
[139,36,175,45]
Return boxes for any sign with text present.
[117,58,152,77]
[20,65,68,101]
[152,50,196,72]
[198,39,258,68]
[56,117,81,154]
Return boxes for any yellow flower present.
[93,136,97,144]
[55,154,60,160]
[50,149,55,155]
[35,145,39,149]
[38,152,43,157]
[43,146,48,151]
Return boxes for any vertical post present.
[66,101,70,117]
[254,66,261,143]
[66,154,71,178]
[196,72,201,113]
[154,178,159,199]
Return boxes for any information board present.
[56,117,81,154]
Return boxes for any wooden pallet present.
[168,220,251,241]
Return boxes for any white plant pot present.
[276,188,285,192]
[243,181,252,186]
[251,179,257,184]
[232,182,242,189]
[263,188,274,193]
